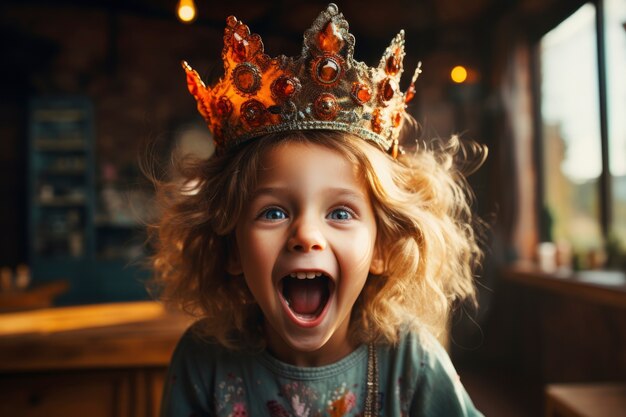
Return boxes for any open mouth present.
[280,272,332,322]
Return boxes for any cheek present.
[339,226,377,272]
[237,229,278,273]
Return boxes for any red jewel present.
[405,83,416,104]
[379,78,397,102]
[318,21,344,54]
[271,76,301,100]
[385,48,402,75]
[351,83,372,105]
[314,93,339,120]
[216,96,233,118]
[392,112,402,127]
[241,99,267,127]
[316,57,341,84]
[232,63,261,94]
[232,32,248,62]
[371,109,383,133]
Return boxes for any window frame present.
[532,0,617,253]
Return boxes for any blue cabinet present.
[28,97,149,304]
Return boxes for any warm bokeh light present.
[177,0,196,23]
[451,65,468,83]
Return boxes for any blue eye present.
[261,207,287,221]
[328,208,353,221]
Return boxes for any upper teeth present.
[290,271,323,279]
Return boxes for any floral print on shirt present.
[211,376,362,417]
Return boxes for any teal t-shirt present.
[160,326,483,417]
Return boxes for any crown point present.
[405,84,416,104]
[404,63,422,104]
[226,15,238,28]
[318,21,344,53]
[182,61,207,95]
[326,3,339,14]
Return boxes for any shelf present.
[41,169,86,176]
[34,139,86,152]
[38,197,87,207]
[28,96,149,305]
[94,220,142,229]
[32,109,85,123]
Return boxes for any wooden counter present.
[502,265,626,309]
[0,301,193,417]
[489,266,626,383]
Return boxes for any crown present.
[182,3,421,158]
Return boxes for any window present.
[539,0,626,268]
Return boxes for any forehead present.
[256,140,365,191]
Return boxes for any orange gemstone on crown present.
[216,96,233,118]
[385,49,402,75]
[351,83,372,105]
[371,109,383,133]
[241,99,267,127]
[271,76,301,101]
[232,63,261,94]
[318,21,344,53]
[315,56,342,85]
[314,93,339,120]
[405,83,416,104]
[233,32,248,62]
[379,78,397,103]
[392,112,402,127]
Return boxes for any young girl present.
[154,4,485,416]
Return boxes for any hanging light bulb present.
[177,0,197,23]
[450,65,468,84]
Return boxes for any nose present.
[288,216,327,252]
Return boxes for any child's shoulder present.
[384,329,482,416]
[385,328,460,384]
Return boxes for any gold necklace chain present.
[364,343,379,417]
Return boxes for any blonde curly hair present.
[149,122,485,349]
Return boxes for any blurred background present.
[0,0,624,416]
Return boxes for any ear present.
[226,237,243,276]
[369,245,384,275]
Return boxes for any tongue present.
[283,277,326,315]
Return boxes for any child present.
[154,4,485,416]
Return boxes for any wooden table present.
[0,301,193,417]
[545,383,626,417]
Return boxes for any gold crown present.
[183,3,421,158]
